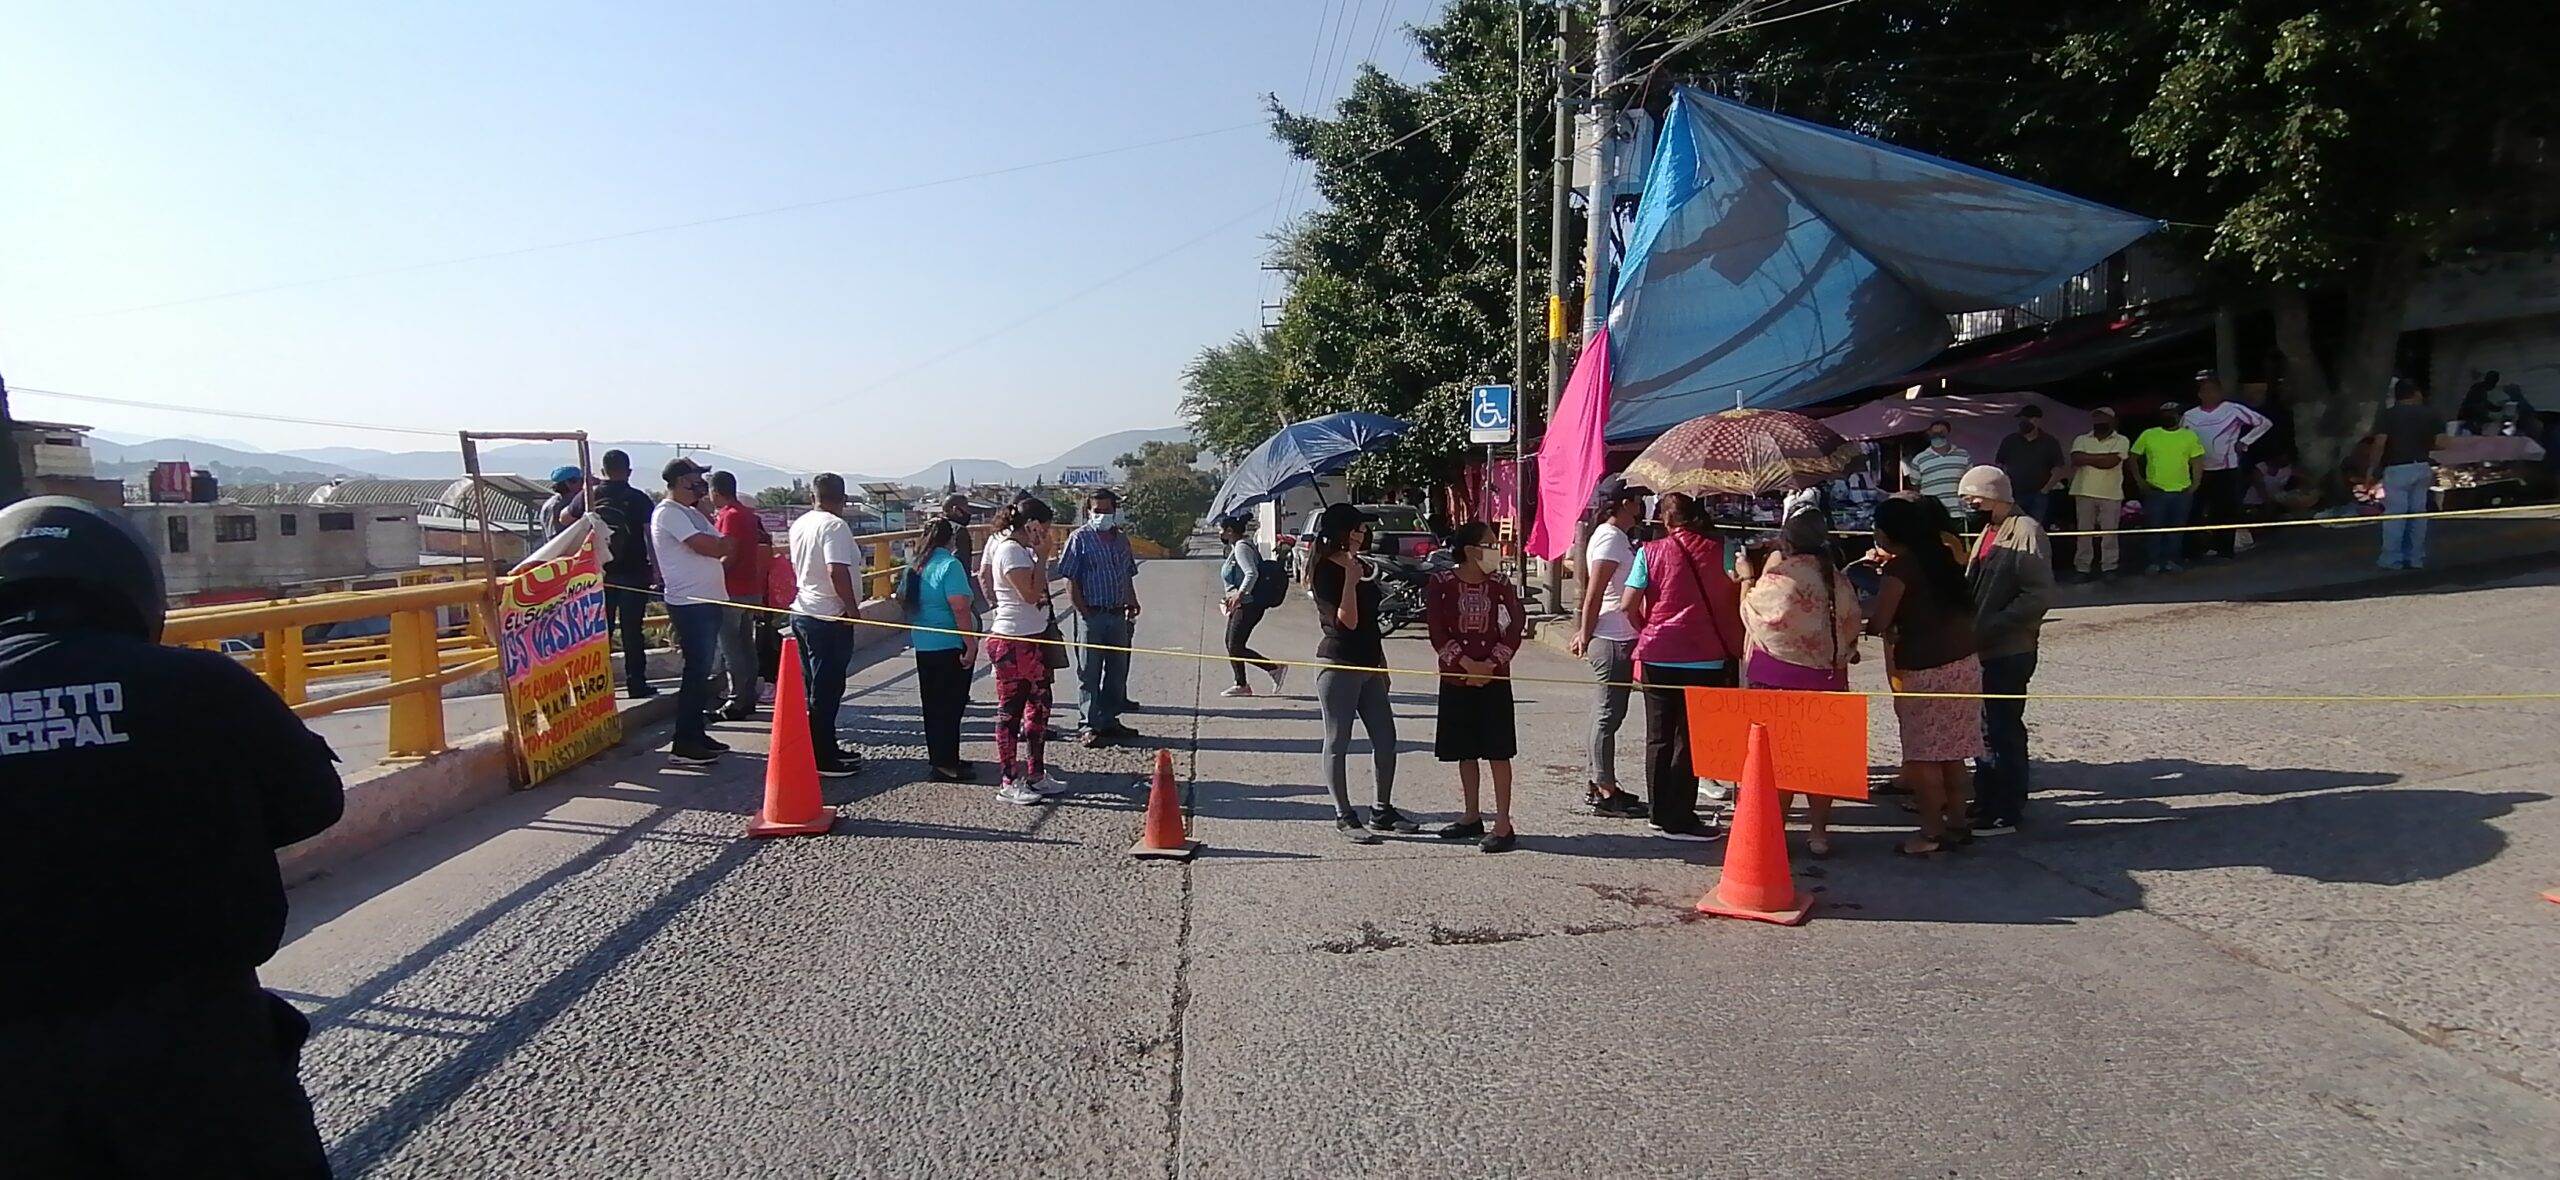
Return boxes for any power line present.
[9,386,456,438]
[81,121,1263,318]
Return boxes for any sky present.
[0,1,1435,472]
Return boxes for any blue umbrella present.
[1206,412,1412,522]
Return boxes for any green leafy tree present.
[753,479,811,509]
[1113,441,1216,551]
[1180,330,1293,464]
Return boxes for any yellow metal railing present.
[164,581,497,758]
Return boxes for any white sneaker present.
[1220,685,1254,698]
[1701,782,1735,803]
[1030,772,1072,797]
[1268,665,1290,695]
[995,782,1045,806]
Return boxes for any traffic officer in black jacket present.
[0,496,345,1178]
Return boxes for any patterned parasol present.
[1621,409,1863,496]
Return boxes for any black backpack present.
[1243,543,1287,608]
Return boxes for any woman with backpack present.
[1217,516,1289,698]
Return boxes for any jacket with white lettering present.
[0,621,345,1015]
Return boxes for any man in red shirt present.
[707,471,773,722]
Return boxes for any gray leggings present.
[1584,635,1634,786]
[1316,667,1397,816]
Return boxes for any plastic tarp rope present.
[1604,89,2160,442]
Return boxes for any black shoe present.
[1103,724,1142,739]
[930,764,979,783]
[1648,815,1720,842]
[814,755,859,778]
[668,742,721,764]
[1437,820,1486,842]
[1591,790,1648,818]
[1479,830,1519,854]
[717,706,756,722]
[626,682,660,700]
[1336,813,1383,844]
[1971,816,2023,837]
[697,736,732,753]
[1367,805,1422,834]
[1078,730,1116,748]
[1119,701,1144,714]
[1041,726,1071,742]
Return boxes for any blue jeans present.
[666,603,723,745]
[2145,490,2193,569]
[792,615,857,758]
[1077,610,1133,733]
[2380,462,2433,568]
[1975,651,2037,825]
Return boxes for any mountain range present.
[77,427,1196,493]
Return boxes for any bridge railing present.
[163,581,497,758]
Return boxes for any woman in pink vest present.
[1619,492,1746,842]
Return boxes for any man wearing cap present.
[2066,407,2131,581]
[1565,476,1650,819]
[2181,371,2273,562]
[539,465,585,539]
[1959,466,2054,837]
[1994,404,2067,526]
[2128,403,2206,574]
[0,498,344,1175]
[650,458,732,764]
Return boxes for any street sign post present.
[1469,384,1515,445]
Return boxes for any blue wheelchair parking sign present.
[1469,384,1514,443]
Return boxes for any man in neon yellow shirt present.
[2127,402,2205,574]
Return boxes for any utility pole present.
[1510,0,1531,585]
[1580,0,1623,343]
[1539,0,1577,608]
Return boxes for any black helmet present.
[0,496,167,641]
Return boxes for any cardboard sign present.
[1684,687,1868,800]
[500,535,623,786]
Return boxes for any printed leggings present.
[986,636,1052,782]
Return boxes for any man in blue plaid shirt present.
[1056,488,1143,746]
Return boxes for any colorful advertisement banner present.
[500,535,621,785]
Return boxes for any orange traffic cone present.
[1129,749,1202,861]
[1695,722,1810,925]
[747,635,837,839]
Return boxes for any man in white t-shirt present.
[2180,371,2272,562]
[650,459,732,764]
[1565,477,1649,818]
[786,473,865,777]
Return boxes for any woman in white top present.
[983,497,1069,805]
[1565,479,1649,818]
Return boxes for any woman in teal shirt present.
[903,518,980,781]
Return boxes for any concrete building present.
[7,419,125,507]
[230,475,552,565]
[124,501,422,605]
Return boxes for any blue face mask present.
[1088,511,1120,530]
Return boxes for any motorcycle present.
[1360,550,1543,636]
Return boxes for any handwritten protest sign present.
[1684,687,1868,800]
[500,535,621,785]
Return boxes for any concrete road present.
[271,549,2560,1178]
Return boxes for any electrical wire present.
[9,386,457,438]
[81,121,1263,319]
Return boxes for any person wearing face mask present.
[1309,503,1414,842]
[1900,419,1972,518]
[1620,492,1747,842]
[1566,477,1651,819]
[1993,404,2067,525]
[2128,402,2206,574]
[2066,406,2131,582]
[1057,488,1144,747]
[1424,521,1527,853]
[1958,466,2053,838]
[650,458,734,764]
[984,497,1072,805]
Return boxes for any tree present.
[1113,441,1216,551]
[1180,330,1292,464]
[754,479,811,509]
[2059,0,2554,485]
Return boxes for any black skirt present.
[1434,680,1518,762]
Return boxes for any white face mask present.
[1473,547,1502,574]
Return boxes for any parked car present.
[1287,503,1439,580]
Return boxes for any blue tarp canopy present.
[1604,89,2160,442]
